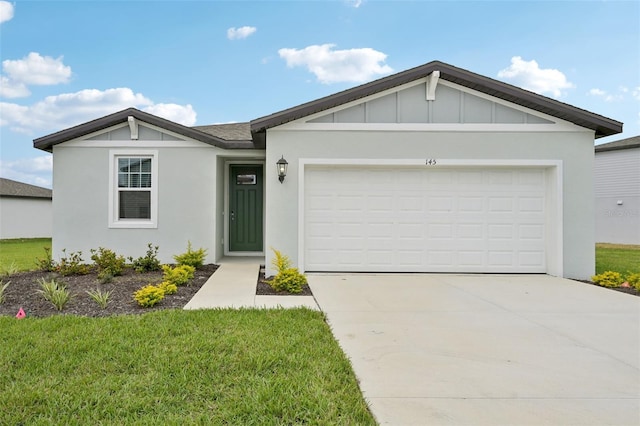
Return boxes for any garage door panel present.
[304,166,547,273]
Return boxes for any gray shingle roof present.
[192,123,251,141]
[595,135,640,153]
[0,178,52,199]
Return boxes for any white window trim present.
[108,149,158,228]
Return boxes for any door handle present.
[230,210,235,221]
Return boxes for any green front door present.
[229,165,264,252]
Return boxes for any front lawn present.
[596,243,640,275]
[0,309,375,425]
[0,238,51,272]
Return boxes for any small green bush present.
[158,281,178,295]
[90,247,126,279]
[162,264,195,286]
[0,280,10,304]
[626,272,640,291]
[129,244,162,273]
[0,262,19,278]
[173,241,207,269]
[591,271,624,288]
[86,288,112,309]
[35,247,56,272]
[133,284,165,307]
[268,267,307,294]
[37,278,73,310]
[57,249,90,276]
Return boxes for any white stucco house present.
[33,61,622,280]
[594,136,639,245]
[0,178,53,239]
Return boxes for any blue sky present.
[1,0,638,187]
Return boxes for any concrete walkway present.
[309,273,640,426]
[184,257,318,310]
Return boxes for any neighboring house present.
[33,60,622,280]
[594,136,640,245]
[0,178,53,239]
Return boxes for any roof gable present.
[250,60,622,140]
[34,108,258,152]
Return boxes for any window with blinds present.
[117,157,152,219]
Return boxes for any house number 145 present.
[425,159,437,165]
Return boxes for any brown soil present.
[0,264,217,318]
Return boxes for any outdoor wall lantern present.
[277,156,288,183]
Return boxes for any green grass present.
[0,238,51,272]
[0,309,375,425]
[596,243,640,275]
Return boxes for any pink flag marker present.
[16,308,26,319]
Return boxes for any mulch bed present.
[0,264,217,318]
[255,265,313,296]
[576,279,640,297]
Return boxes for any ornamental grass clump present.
[162,264,195,286]
[133,285,165,307]
[37,278,73,311]
[0,280,9,304]
[86,288,112,309]
[173,241,207,269]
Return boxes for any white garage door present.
[304,166,547,273]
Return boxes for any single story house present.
[0,178,53,239]
[33,60,622,280]
[594,135,639,245]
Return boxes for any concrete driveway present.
[308,274,640,426]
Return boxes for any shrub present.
[90,247,126,279]
[0,280,9,304]
[173,241,207,269]
[162,264,195,286]
[271,248,291,274]
[57,249,90,276]
[86,288,112,309]
[133,285,165,307]
[626,272,640,291]
[591,271,624,288]
[268,267,307,294]
[37,278,73,311]
[158,281,178,295]
[129,244,162,273]
[35,247,56,272]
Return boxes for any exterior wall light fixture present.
[277,156,288,183]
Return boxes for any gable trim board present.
[33,60,623,279]
[297,158,563,276]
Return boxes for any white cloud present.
[588,87,627,102]
[497,56,575,98]
[0,87,196,134]
[143,103,196,126]
[0,155,53,188]
[0,75,30,98]
[632,87,640,101]
[227,26,257,40]
[3,52,72,85]
[0,1,14,24]
[588,88,606,96]
[278,44,393,84]
[347,0,363,8]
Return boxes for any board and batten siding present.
[594,147,640,245]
